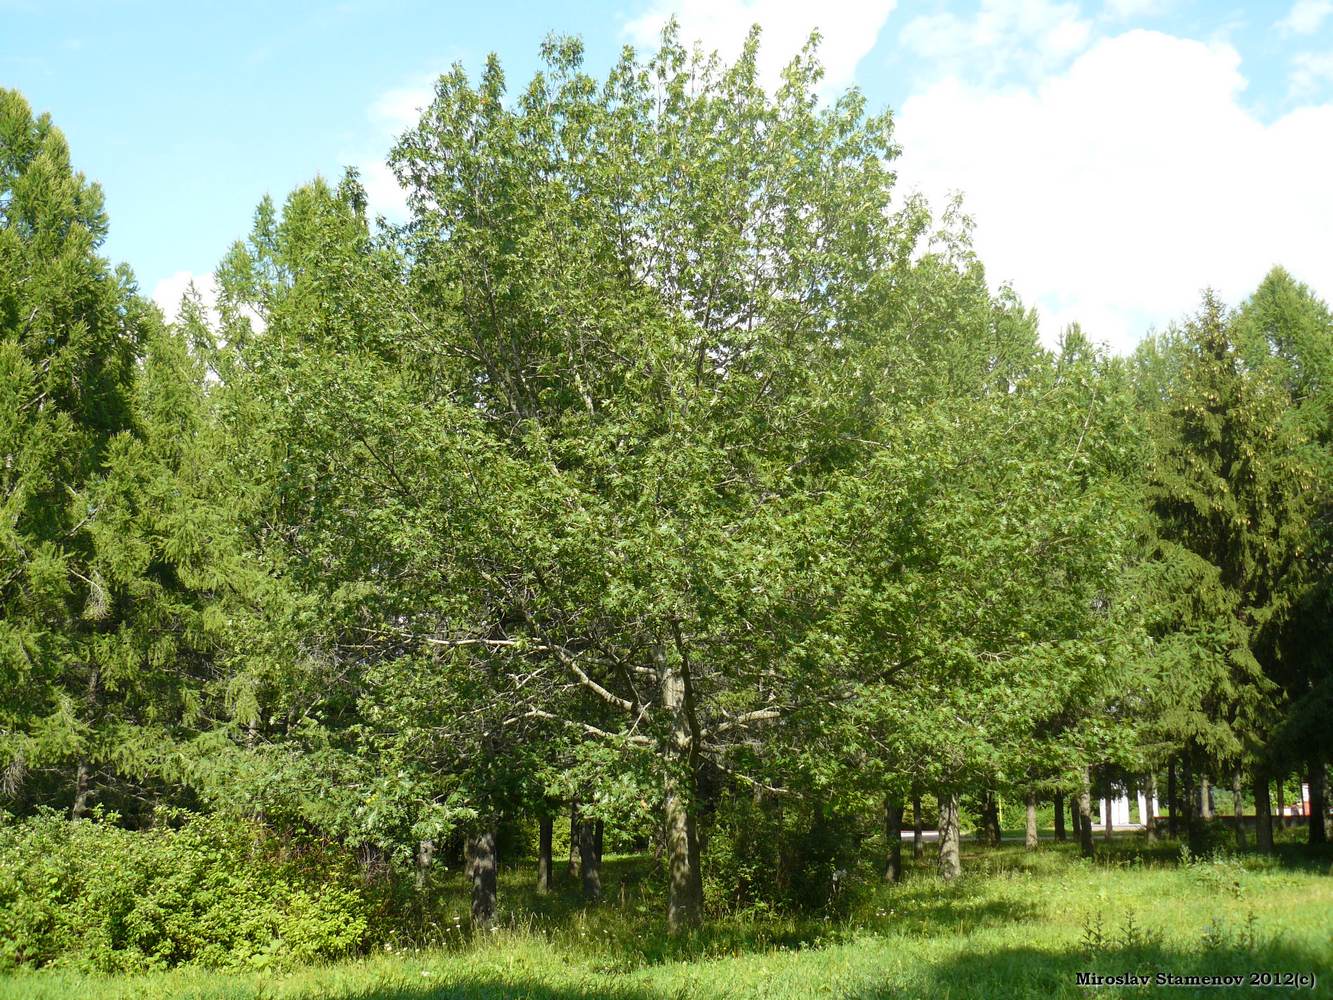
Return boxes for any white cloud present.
[151,270,267,338]
[1277,0,1333,35]
[899,0,1092,85]
[1288,50,1333,97]
[151,270,219,323]
[369,82,435,134]
[625,0,896,93]
[343,78,435,221]
[1100,0,1165,18]
[893,29,1333,353]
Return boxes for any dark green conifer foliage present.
[1139,289,1319,843]
[1,89,225,817]
[1233,268,1332,839]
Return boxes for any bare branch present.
[515,708,653,747]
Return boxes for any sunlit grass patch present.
[4,835,1329,999]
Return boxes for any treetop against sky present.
[4,0,1331,353]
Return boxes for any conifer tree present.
[1139,290,1317,848]
[1,89,226,817]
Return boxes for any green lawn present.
[4,835,1329,1000]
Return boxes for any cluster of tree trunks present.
[467,754,1330,928]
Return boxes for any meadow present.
[4,830,1328,1000]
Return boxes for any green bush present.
[703,792,873,917]
[0,809,375,973]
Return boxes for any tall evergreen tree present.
[1233,268,1332,845]
[1,89,226,818]
[1139,290,1317,847]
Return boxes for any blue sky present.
[5,0,1331,351]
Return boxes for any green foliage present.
[0,810,374,973]
[1134,283,1325,796]
[1,87,238,822]
[1,13,1329,969]
[702,791,873,916]
[3,840,1330,998]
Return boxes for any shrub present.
[0,808,376,972]
[702,792,872,916]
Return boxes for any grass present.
[3,832,1329,999]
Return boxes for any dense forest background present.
[1,26,1329,975]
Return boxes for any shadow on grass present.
[871,937,1332,1000]
[0,972,660,1000]
[303,978,657,1000]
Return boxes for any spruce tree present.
[1141,290,1316,847]
[1,89,226,818]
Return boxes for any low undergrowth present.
[0,809,376,973]
[2,828,1329,999]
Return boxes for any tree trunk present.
[938,791,961,880]
[537,816,553,893]
[658,640,703,934]
[569,801,581,879]
[1145,773,1157,843]
[1308,759,1327,846]
[1078,768,1095,858]
[1103,791,1113,840]
[1182,751,1202,852]
[981,792,1001,846]
[1254,772,1273,854]
[1167,757,1179,837]
[468,827,498,927]
[1070,794,1081,841]
[912,795,924,859]
[1024,790,1038,850]
[1231,766,1247,849]
[579,818,601,902]
[1054,792,1066,842]
[1200,775,1213,820]
[594,819,604,866]
[415,839,435,890]
[884,796,905,882]
[71,760,91,820]
[1276,775,1286,830]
